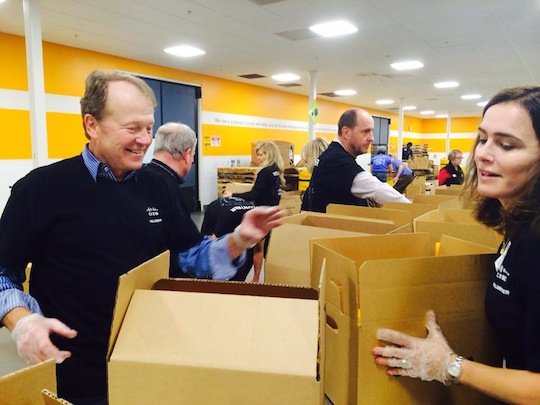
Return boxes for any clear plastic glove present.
[232,206,283,249]
[11,313,78,365]
[372,310,453,385]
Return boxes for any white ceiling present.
[1,0,539,118]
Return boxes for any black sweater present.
[301,141,366,212]
[0,156,202,400]
[233,164,281,206]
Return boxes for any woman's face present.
[256,149,266,165]
[475,102,540,206]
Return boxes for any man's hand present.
[232,206,284,250]
[11,313,78,364]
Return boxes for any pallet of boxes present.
[407,143,430,198]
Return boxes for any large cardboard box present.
[383,201,438,219]
[411,194,461,207]
[251,140,294,167]
[310,233,502,405]
[266,213,401,286]
[433,185,464,196]
[414,208,502,249]
[107,251,324,405]
[224,182,253,194]
[0,359,65,404]
[279,190,302,216]
[326,204,413,232]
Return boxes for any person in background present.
[372,86,540,404]
[201,196,264,283]
[370,145,392,182]
[402,141,414,160]
[223,141,284,206]
[390,154,415,194]
[297,137,329,192]
[0,70,283,405]
[437,149,465,186]
[301,108,410,212]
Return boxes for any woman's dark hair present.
[463,86,540,238]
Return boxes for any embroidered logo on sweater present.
[146,207,162,224]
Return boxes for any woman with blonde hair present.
[297,137,329,191]
[224,141,284,206]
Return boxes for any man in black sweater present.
[0,70,283,404]
[301,108,410,212]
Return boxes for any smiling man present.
[301,107,410,212]
[0,70,282,405]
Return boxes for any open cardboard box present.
[326,203,413,232]
[310,233,502,405]
[266,212,400,286]
[414,208,502,249]
[432,185,464,196]
[411,194,462,208]
[383,201,438,219]
[107,251,325,404]
[0,359,72,404]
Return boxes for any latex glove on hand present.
[233,206,284,249]
[11,313,77,365]
[372,310,454,385]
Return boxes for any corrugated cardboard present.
[0,359,58,404]
[326,204,413,232]
[279,192,302,216]
[433,185,464,196]
[383,201,438,219]
[42,389,73,405]
[310,233,502,405]
[411,194,459,206]
[225,182,253,194]
[414,208,502,249]
[107,251,324,405]
[266,213,400,286]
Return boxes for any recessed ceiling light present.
[461,94,481,100]
[164,45,206,57]
[477,101,488,107]
[271,73,301,82]
[420,110,435,115]
[309,20,358,37]
[402,106,417,111]
[434,81,459,89]
[334,89,357,96]
[376,99,394,105]
[390,61,424,70]
[436,114,449,118]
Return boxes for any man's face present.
[85,80,155,179]
[341,110,375,157]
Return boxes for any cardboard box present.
[433,185,464,196]
[251,140,294,168]
[414,208,502,249]
[265,213,402,286]
[310,233,502,405]
[326,204,413,232]
[0,359,61,404]
[225,182,253,194]
[412,156,430,170]
[42,389,74,405]
[279,192,302,216]
[383,201,438,219]
[411,193,462,208]
[107,251,324,405]
[406,175,427,197]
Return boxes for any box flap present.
[107,250,170,358]
[383,201,438,219]
[326,204,412,229]
[412,194,459,205]
[0,359,57,404]
[111,289,318,375]
[438,235,497,255]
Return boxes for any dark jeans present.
[393,174,415,194]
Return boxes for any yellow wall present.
[0,32,481,159]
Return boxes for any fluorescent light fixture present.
[376,99,394,105]
[477,101,488,107]
[402,106,417,111]
[420,110,435,115]
[309,20,358,37]
[271,73,300,82]
[434,81,459,89]
[164,45,205,57]
[334,89,357,96]
[390,60,424,70]
[436,114,449,118]
[461,94,481,100]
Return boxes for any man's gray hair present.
[154,122,197,159]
